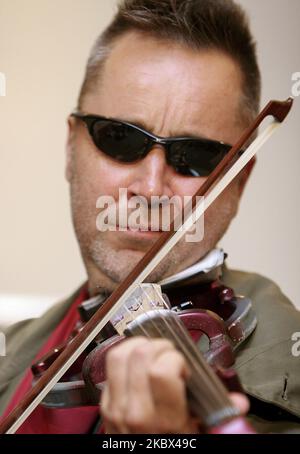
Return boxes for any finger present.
[102,337,174,433]
[101,337,149,431]
[101,385,124,434]
[148,350,193,432]
[230,392,250,415]
[125,345,193,433]
[124,338,177,433]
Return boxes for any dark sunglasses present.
[72,112,239,177]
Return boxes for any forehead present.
[84,31,244,140]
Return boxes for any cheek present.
[73,138,132,202]
[171,176,207,198]
[205,180,240,223]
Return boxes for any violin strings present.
[142,286,228,403]
[162,312,232,410]
[124,286,235,425]
[156,309,230,403]
[124,286,232,418]
[147,309,231,422]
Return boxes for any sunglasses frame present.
[71,112,234,177]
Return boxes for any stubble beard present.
[90,197,236,286]
[70,175,239,293]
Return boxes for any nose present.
[127,145,173,201]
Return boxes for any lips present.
[96,197,183,234]
[116,225,163,233]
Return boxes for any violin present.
[0,98,293,434]
[31,275,257,410]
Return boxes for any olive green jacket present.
[1,268,300,433]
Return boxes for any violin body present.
[31,280,256,410]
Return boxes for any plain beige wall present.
[0,0,299,318]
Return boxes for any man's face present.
[66,31,249,295]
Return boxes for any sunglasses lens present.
[81,114,232,177]
[91,120,149,162]
[169,141,230,177]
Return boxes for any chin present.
[90,241,146,283]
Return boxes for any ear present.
[237,157,256,196]
[65,116,77,183]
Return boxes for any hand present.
[100,337,249,434]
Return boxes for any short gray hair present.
[78,0,261,123]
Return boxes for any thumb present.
[230,392,250,415]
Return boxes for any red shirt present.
[3,287,100,434]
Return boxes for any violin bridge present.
[110,284,167,335]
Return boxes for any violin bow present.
[0,97,293,434]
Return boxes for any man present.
[1,0,300,434]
